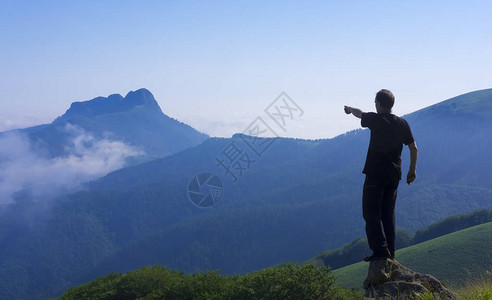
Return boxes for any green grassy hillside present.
[333,222,492,289]
[309,209,492,270]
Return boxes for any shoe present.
[363,253,391,262]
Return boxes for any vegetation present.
[58,264,362,300]
[333,222,492,289]
[311,209,492,270]
[309,228,413,269]
[413,209,492,244]
[456,272,492,300]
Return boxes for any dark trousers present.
[362,175,399,257]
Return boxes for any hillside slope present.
[309,209,492,270]
[334,222,492,289]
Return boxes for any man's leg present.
[381,180,399,258]
[362,176,391,258]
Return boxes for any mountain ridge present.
[413,88,492,115]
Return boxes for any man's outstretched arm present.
[344,106,363,118]
[407,142,418,185]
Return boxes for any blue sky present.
[1,0,491,138]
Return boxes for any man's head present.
[375,89,394,113]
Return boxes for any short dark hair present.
[375,89,395,109]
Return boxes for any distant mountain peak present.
[54,88,163,123]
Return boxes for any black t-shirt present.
[361,112,415,181]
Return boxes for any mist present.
[0,124,143,204]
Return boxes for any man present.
[344,89,418,261]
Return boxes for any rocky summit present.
[54,88,162,122]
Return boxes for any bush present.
[58,264,361,300]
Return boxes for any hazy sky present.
[1,0,491,139]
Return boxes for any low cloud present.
[0,124,143,204]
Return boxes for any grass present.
[333,222,492,290]
[332,275,492,299]
[456,271,492,300]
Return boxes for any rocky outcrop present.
[364,258,459,299]
[55,88,163,122]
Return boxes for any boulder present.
[363,258,459,299]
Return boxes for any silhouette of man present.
[344,89,418,261]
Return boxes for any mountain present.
[54,89,163,122]
[0,88,209,204]
[6,88,209,162]
[0,88,491,299]
[333,222,492,289]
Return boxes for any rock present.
[55,88,162,123]
[363,258,459,299]
[366,282,430,299]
